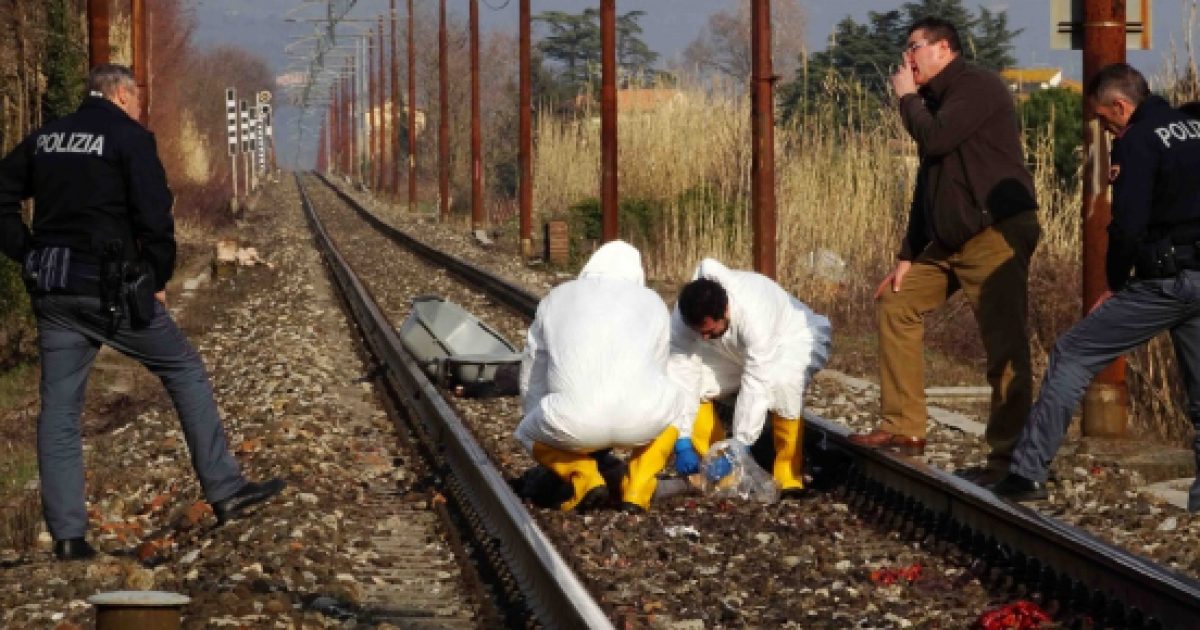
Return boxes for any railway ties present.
[301,170,1200,628]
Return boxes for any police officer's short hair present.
[908,17,962,54]
[1086,63,1150,107]
[678,278,728,327]
[87,64,136,98]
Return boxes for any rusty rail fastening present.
[307,170,1200,629]
[296,173,615,630]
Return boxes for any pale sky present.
[189,0,1197,168]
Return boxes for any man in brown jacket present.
[849,17,1039,485]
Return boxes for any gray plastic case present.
[398,295,522,394]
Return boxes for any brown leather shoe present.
[848,428,926,456]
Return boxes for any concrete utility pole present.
[750,0,777,279]
[439,0,450,221]
[408,0,417,213]
[519,0,534,257]
[87,0,110,68]
[470,0,484,231]
[1081,0,1129,437]
[600,0,618,242]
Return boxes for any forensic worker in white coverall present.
[516,241,692,512]
[669,259,832,498]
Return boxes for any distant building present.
[1000,68,1082,98]
[573,88,685,114]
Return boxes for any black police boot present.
[619,501,647,515]
[991,473,1048,502]
[573,485,610,513]
[213,478,286,525]
[53,538,98,561]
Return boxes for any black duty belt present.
[1134,241,1200,279]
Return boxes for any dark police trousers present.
[32,293,245,539]
[1010,271,1200,511]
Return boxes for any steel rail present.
[295,174,615,630]
[805,416,1200,628]
[313,171,540,316]
[310,171,1200,628]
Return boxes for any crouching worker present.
[669,259,832,498]
[515,241,691,513]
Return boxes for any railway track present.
[298,174,613,629]
[299,171,1200,628]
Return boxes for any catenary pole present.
[131,0,149,124]
[1080,0,1129,437]
[377,16,386,194]
[87,0,110,68]
[599,0,618,242]
[368,26,378,191]
[408,0,418,213]
[470,0,484,231]
[391,0,401,199]
[750,0,777,279]
[439,0,450,221]
[519,0,533,257]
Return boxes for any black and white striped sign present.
[239,100,250,153]
[225,88,238,156]
[247,105,258,154]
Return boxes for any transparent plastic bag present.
[699,439,780,504]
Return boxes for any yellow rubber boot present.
[690,401,726,456]
[532,442,608,512]
[620,426,679,512]
[772,414,806,498]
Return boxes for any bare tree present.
[680,0,805,83]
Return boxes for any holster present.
[1134,237,1200,279]
[99,240,156,331]
[121,261,156,329]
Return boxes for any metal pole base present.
[89,591,190,630]
[1081,382,1129,438]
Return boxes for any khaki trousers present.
[877,211,1040,461]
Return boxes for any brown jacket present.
[898,57,1037,259]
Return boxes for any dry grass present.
[533,78,1197,446]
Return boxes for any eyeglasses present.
[904,39,930,54]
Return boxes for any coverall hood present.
[579,240,645,286]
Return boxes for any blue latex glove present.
[705,454,733,482]
[704,439,747,482]
[673,438,701,474]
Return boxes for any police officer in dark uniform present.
[0,64,283,561]
[994,63,1200,512]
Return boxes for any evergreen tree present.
[534,8,663,94]
[616,11,659,86]
[780,0,1021,123]
[42,0,86,122]
[1019,87,1083,185]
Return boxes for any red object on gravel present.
[974,600,1051,629]
[869,563,922,585]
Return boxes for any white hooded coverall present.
[515,241,691,453]
[669,258,833,444]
